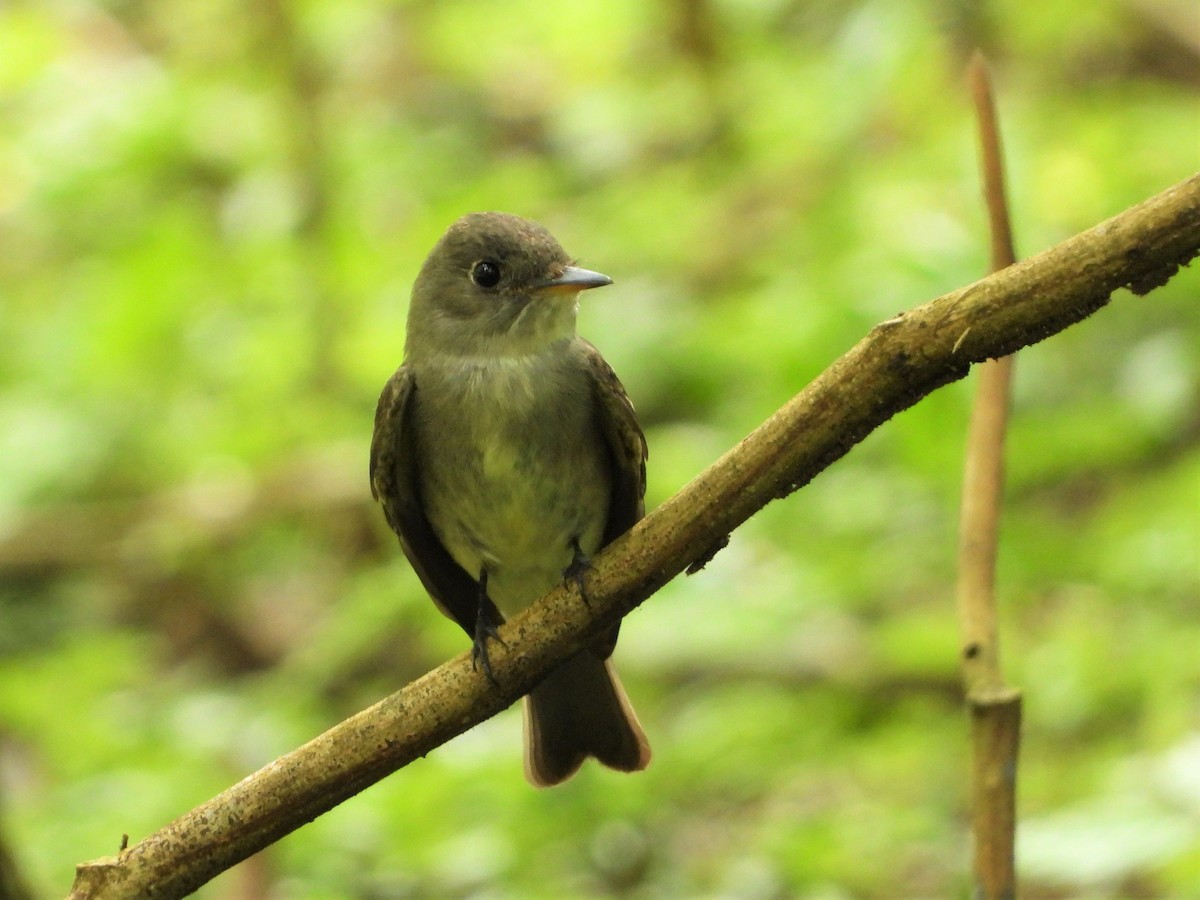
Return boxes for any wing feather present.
[370,366,496,636]
[577,340,648,659]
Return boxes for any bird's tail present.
[523,651,651,787]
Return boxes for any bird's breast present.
[410,350,612,614]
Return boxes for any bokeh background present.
[2,1,1198,897]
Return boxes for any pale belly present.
[412,358,612,617]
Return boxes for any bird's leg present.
[471,568,505,685]
[562,536,594,606]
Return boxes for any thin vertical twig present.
[957,52,1023,900]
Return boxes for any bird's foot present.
[471,572,505,685]
[562,537,594,606]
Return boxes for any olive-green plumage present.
[370,212,651,786]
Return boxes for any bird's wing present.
[370,365,492,636]
[579,339,648,544]
[578,340,647,659]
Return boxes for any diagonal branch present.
[70,173,1200,900]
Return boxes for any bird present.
[370,211,651,786]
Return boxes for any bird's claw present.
[472,571,505,685]
[563,537,594,606]
[471,613,505,685]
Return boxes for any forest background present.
[1,0,1198,897]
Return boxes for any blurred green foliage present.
[1,0,1197,897]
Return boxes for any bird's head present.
[405,212,611,360]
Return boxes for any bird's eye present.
[471,260,502,289]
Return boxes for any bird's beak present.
[536,266,613,293]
